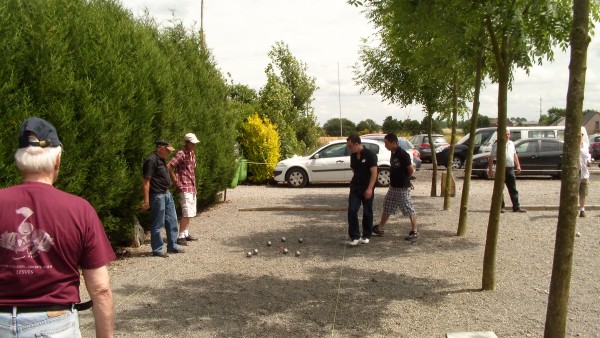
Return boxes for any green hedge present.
[0,0,238,246]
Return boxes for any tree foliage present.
[240,113,280,182]
[259,42,321,158]
[420,116,443,134]
[0,0,238,246]
[458,115,491,130]
[351,0,481,203]
[322,118,356,136]
[356,119,381,134]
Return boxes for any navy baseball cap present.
[18,117,62,148]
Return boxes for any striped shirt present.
[169,149,197,193]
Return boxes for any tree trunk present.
[443,75,459,210]
[457,46,484,236]
[482,22,509,290]
[544,0,590,335]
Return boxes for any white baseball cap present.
[184,133,199,144]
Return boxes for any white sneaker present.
[359,238,370,244]
[348,239,360,246]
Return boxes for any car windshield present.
[398,138,414,151]
[457,134,470,144]
[431,136,448,143]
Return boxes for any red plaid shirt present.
[169,148,196,193]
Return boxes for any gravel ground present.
[79,169,600,337]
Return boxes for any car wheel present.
[285,168,308,188]
[376,167,390,187]
[451,156,463,169]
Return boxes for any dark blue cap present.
[18,117,62,148]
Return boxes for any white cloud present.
[121,0,600,126]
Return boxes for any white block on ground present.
[447,332,497,338]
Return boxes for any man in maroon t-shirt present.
[0,117,115,337]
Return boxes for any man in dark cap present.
[141,140,185,257]
[0,117,115,337]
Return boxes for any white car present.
[273,139,392,187]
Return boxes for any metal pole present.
[338,62,342,137]
[539,96,542,120]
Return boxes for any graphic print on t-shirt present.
[0,207,54,259]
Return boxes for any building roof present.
[553,110,600,126]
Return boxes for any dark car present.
[436,128,496,169]
[589,134,600,160]
[410,134,449,162]
[471,138,564,179]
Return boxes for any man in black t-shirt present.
[373,133,418,241]
[347,134,378,246]
[142,140,185,257]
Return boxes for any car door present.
[515,140,539,174]
[537,139,562,174]
[309,142,351,182]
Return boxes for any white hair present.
[15,144,62,174]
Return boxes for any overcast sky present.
[119,0,600,126]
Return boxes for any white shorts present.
[179,192,197,217]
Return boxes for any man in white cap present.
[168,133,200,246]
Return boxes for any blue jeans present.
[348,186,374,240]
[150,192,179,253]
[0,308,81,337]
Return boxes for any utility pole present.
[200,0,206,50]
[539,96,542,120]
[338,62,342,137]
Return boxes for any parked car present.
[589,134,600,160]
[479,125,588,154]
[273,139,392,187]
[409,134,449,162]
[360,133,422,170]
[436,128,496,169]
[471,138,564,179]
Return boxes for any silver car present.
[273,139,392,187]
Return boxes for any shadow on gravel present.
[113,267,455,337]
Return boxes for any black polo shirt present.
[389,147,412,188]
[143,152,171,194]
[350,146,378,190]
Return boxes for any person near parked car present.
[0,117,115,337]
[346,134,377,246]
[142,140,185,257]
[579,133,591,217]
[373,133,418,240]
[487,130,526,213]
[168,133,200,246]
